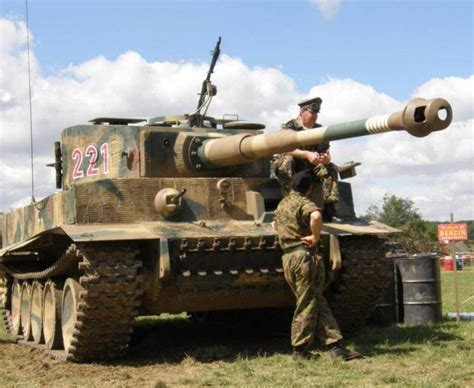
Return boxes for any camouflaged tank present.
[0,41,453,362]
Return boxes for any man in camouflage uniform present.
[274,170,362,361]
[272,97,339,221]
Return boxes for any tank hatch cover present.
[148,115,189,124]
[89,117,146,125]
[223,121,265,130]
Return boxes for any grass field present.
[441,265,474,314]
[0,267,473,387]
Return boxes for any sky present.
[0,0,473,221]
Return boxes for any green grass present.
[0,268,472,387]
[441,266,474,314]
[2,319,472,387]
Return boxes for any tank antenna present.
[25,0,36,203]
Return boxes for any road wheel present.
[43,280,63,350]
[20,282,33,340]
[11,279,22,336]
[31,281,44,344]
[61,278,83,354]
[0,270,8,309]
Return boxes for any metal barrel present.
[370,256,399,326]
[395,253,442,325]
[199,97,452,168]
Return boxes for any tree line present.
[362,194,474,254]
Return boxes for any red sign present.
[437,224,468,241]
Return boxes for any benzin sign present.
[437,223,468,241]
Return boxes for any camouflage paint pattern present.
[2,190,76,248]
[1,173,396,252]
[274,189,342,347]
[316,163,339,204]
[1,177,274,248]
[0,60,452,363]
[271,154,294,197]
[282,251,342,347]
[0,111,404,251]
[1,100,432,275]
[61,124,142,189]
[272,117,339,206]
[273,191,318,250]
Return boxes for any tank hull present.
[1,179,395,361]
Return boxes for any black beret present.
[298,97,322,113]
[291,170,313,193]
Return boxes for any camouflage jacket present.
[274,191,320,250]
[281,118,330,154]
[280,117,331,176]
[272,118,334,197]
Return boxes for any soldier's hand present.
[301,235,318,248]
[320,151,331,165]
[306,152,323,165]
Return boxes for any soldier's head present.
[298,97,322,128]
[291,170,313,197]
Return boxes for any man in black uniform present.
[273,97,339,221]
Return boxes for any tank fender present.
[60,224,158,242]
[322,220,400,235]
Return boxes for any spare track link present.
[326,235,390,336]
[66,243,144,362]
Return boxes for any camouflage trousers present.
[282,250,343,348]
[319,163,339,204]
[272,154,339,205]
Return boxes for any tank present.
[0,39,453,361]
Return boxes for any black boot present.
[327,342,364,361]
[322,203,337,222]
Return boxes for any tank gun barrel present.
[198,98,452,168]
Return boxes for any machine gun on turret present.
[190,37,221,127]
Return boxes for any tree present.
[363,194,436,254]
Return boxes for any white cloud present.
[1,18,473,222]
[331,118,473,221]
[0,18,29,56]
[0,155,56,212]
[307,77,403,125]
[309,0,342,20]
[348,168,474,221]
[411,76,474,122]
[317,76,473,221]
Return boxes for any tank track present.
[1,243,144,362]
[326,235,391,336]
[68,243,144,361]
[2,244,81,280]
[0,268,13,334]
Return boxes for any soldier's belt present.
[282,244,318,255]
